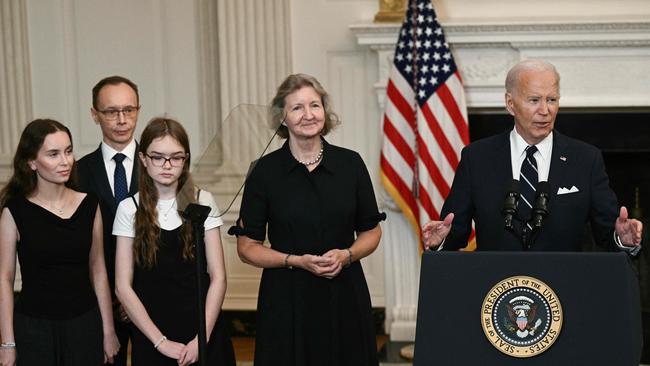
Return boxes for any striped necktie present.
[518,145,538,232]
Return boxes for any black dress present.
[130,228,235,365]
[6,194,103,365]
[234,139,386,366]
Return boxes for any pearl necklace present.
[294,142,324,166]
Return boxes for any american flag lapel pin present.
[560,156,567,162]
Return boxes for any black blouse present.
[7,194,98,319]
[233,138,386,255]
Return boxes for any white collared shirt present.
[112,191,224,235]
[101,139,137,196]
[510,129,553,182]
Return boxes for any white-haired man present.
[422,59,642,253]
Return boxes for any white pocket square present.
[557,186,579,195]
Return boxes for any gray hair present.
[505,59,560,94]
[270,73,340,139]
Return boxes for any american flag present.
[380,0,472,252]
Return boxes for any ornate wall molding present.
[352,20,650,45]
[351,19,650,109]
[441,20,650,35]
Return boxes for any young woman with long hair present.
[0,119,119,366]
[113,117,234,365]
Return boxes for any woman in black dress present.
[233,74,385,366]
[0,119,119,366]
[113,118,234,366]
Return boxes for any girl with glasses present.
[113,118,234,366]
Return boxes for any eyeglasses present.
[96,106,140,120]
[145,153,188,167]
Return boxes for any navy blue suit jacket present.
[76,145,139,289]
[440,130,619,251]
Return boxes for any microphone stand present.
[183,203,212,366]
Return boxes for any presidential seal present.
[481,276,563,358]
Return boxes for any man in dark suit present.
[422,59,642,252]
[77,76,140,365]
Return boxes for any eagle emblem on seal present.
[506,295,543,338]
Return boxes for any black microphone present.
[502,179,520,232]
[530,181,550,232]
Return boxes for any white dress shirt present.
[509,129,553,182]
[101,139,137,196]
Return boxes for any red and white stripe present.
[380,64,469,251]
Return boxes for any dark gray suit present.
[76,144,138,366]
[440,130,619,251]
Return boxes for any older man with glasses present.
[77,75,141,366]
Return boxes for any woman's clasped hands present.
[298,248,350,279]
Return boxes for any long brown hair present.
[0,119,77,208]
[134,117,196,268]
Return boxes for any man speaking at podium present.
[422,59,642,253]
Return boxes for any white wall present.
[14,0,202,291]
[26,0,201,158]
[24,0,650,160]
